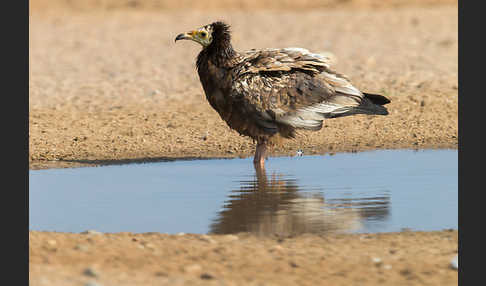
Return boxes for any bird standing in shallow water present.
[175,21,390,170]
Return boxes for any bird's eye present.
[200,32,207,37]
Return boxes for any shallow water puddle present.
[30,149,457,236]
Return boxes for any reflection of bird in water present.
[326,195,391,223]
[210,167,363,237]
[175,21,390,169]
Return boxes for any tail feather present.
[277,92,390,130]
[363,92,391,105]
[325,95,389,118]
[352,103,389,115]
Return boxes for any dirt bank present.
[29,230,458,286]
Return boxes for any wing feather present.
[237,48,332,76]
[231,48,366,131]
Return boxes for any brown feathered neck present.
[197,22,237,70]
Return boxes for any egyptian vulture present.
[175,21,390,169]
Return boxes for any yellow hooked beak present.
[174,30,196,42]
[175,27,212,47]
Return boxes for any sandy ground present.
[29,4,457,170]
[30,230,458,286]
[29,1,458,285]
[30,0,458,12]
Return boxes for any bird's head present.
[175,21,231,48]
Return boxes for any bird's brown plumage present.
[176,21,390,168]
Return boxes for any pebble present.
[143,243,156,249]
[184,264,202,273]
[81,230,103,235]
[148,89,161,96]
[269,245,284,252]
[222,234,239,242]
[200,273,214,280]
[74,244,89,252]
[372,257,383,266]
[47,239,57,246]
[450,255,458,270]
[199,235,217,244]
[155,271,168,277]
[372,257,382,264]
[83,267,100,278]
[296,149,304,156]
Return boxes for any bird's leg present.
[253,140,267,170]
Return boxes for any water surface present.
[29,149,457,236]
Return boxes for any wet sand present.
[29,1,458,285]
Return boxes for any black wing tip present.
[363,92,391,105]
[364,101,389,116]
[376,107,389,116]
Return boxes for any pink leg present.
[253,141,267,170]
